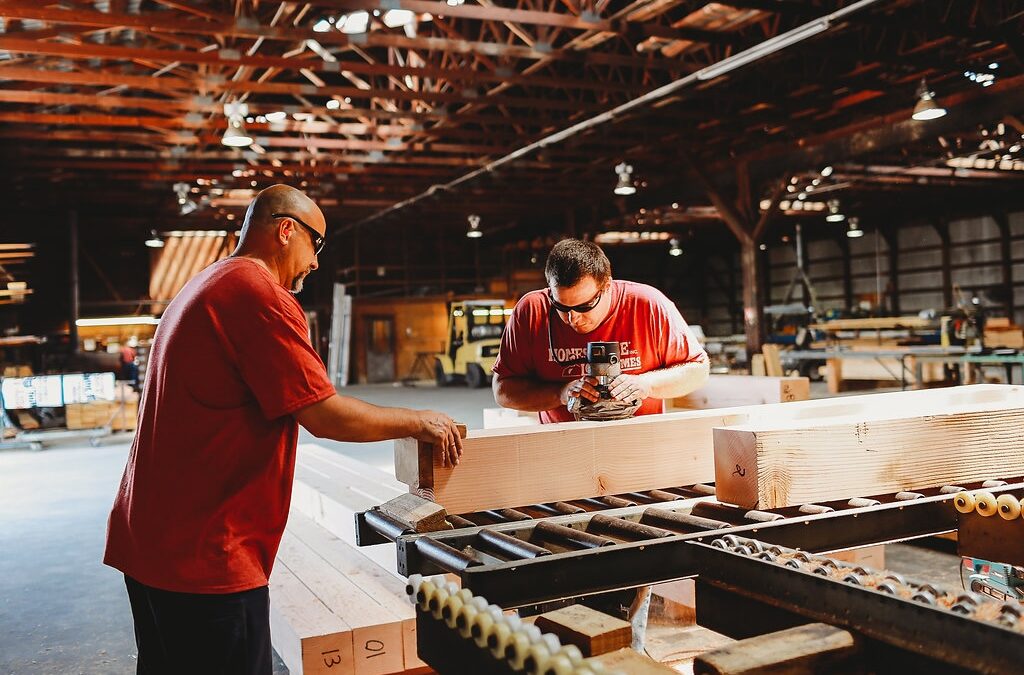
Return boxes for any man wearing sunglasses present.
[105,184,463,675]
[492,238,709,424]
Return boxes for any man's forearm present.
[296,394,423,442]
[492,375,565,412]
[639,358,710,400]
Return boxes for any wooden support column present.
[686,155,786,361]
[838,235,853,311]
[934,220,952,308]
[727,252,739,335]
[994,212,1013,319]
[881,226,900,314]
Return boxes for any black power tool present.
[568,341,642,421]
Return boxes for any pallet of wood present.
[270,513,427,675]
[668,375,809,411]
[65,401,118,429]
[984,317,1024,348]
[713,384,1024,509]
[824,352,947,393]
[271,444,432,674]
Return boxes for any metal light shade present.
[222,116,253,147]
[846,219,864,238]
[614,175,636,195]
[912,81,947,121]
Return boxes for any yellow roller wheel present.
[558,645,584,665]
[489,622,514,660]
[541,654,574,675]
[524,643,554,675]
[455,603,479,639]
[416,580,436,612]
[429,588,450,619]
[505,632,532,671]
[975,491,998,517]
[471,611,496,649]
[455,588,474,603]
[954,491,976,514]
[997,494,1022,520]
[442,594,464,629]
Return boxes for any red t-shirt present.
[492,280,706,424]
[104,257,335,593]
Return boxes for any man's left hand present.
[608,374,652,403]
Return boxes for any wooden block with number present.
[269,562,354,675]
[534,604,632,657]
[713,384,1024,508]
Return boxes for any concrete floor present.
[0,383,495,675]
[0,381,964,674]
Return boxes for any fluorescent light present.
[383,9,414,27]
[326,99,341,110]
[313,18,333,32]
[265,111,287,122]
[696,18,829,81]
[669,238,682,257]
[145,230,164,248]
[820,165,833,177]
[76,316,160,327]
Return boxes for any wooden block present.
[378,493,451,534]
[396,409,749,514]
[651,579,696,626]
[987,317,1011,329]
[761,344,784,377]
[694,623,859,674]
[589,647,677,673]
[670,376,809,410]
[714,384,1024,508]
[750,354,765,377]
[534,604,632,657]
[394,423,467,493]
[269,562,354,675]
[829,545,884,569]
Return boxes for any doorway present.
[365,315,396,383]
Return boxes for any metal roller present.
[846,497,881,508]
[497,508,534,522]
[414,537,480,573]
[595,495,637,508]
[447,514,475,529]
[588,513,672,540]
[533,521,615,549]
[646,489,683,502]
[641,508,730,532]
[364,509,412,540]
[690,502,751,523]
[798,503,834,515]
[895,491,925,501]
[476,528,552,560]
[549,502,586,515]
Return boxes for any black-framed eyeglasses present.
[548,288,604,314]
[273,212,325,255]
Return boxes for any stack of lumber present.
[668,375,808,411]
[65,383,139,431]
[984,317,1024,349]
[271,444,428,674]
[824,348,948,393]
[65,401,118,429]
[713,384,1024,509]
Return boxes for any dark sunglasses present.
[548,288,604,314]
[273,212,325,255]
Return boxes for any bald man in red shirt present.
[105,185,462,675]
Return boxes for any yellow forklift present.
[435,300,509,388]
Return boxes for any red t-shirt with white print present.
[491,280,706,423]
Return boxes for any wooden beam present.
[713,384,1024,509]
[0,37,642,95]
[0,2,681,69]
[669,375,809,410]
[395,410,750,514]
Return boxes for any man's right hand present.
[560,376,601,409]
[414,411,464,468]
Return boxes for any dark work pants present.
[124,575,272,675]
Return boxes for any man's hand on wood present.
[416,411,464,467]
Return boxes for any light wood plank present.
[668,375,809,410]
[269,562,353,675]
[400,410,749,514]
[714,385,1024,508]
[278,533,406,675]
